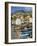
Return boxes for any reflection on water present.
[11,24,32,39]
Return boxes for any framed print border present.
[5,2,36,44]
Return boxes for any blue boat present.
[20,28,32,39]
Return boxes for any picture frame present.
[5,2,36,44]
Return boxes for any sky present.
[11,6,32,13]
